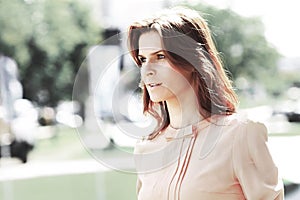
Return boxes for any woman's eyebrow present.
[138,50,164,57]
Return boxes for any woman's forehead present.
[138,31,163,55]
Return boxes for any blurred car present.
[273,98,300,123]
[285,111,300,122]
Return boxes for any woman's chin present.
[150,98,164,103]
[149,95,165,103]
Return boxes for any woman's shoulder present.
[215,113,268,140]
[221,112,266,127]
[223,113,268,141]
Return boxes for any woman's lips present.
[147,83,162,89]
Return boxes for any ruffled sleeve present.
[233,121,284,200]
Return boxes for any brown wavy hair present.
[127,7,238,139]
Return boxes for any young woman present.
[128,7,284,200]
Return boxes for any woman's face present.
[138,31,192,103]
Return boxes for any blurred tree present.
[0,0,100,106]
[186,3,281,87]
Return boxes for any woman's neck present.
[166,90,203,129]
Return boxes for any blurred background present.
[1,0,300,199]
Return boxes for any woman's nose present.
[146,70,155,76]
[141,62,156,78]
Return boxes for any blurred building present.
[90,0,172,30]
[0,55,35,163]
[0,54,23,122]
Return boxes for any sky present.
[199,0,300,57]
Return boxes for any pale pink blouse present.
[134,114,284,200]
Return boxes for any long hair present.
[128,7,238,139]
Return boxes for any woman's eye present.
[138,57,146,63]
[157,54,165,59]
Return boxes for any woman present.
[128,7,284,200]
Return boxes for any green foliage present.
[0,0,101,106]
[185,3,281,84]
[0,0,33,65]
